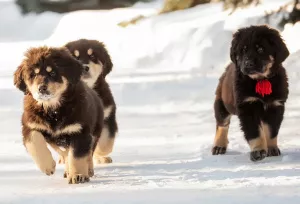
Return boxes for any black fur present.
[212,25,289,161]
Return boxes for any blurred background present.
[0,0,299,78]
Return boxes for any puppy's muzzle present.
[38,84,49,95]
[83,65,89,72]
[82,65,91,79]
[242,60,256,75]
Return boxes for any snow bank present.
[0,0,299,78]
[0,2,62,42]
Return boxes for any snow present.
[1,0,300,203]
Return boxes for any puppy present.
[65,39,117,164]
[212,25,289,161]
[14,46,104,184]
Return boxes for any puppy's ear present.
[268,28,289,64]
[95,41,113,77]
[230,29,243,64]
[103,50,113,77]
[14,62,27,94]
[52,47,83,84]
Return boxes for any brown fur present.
[14,46,104,184]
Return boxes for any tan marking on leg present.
[68,148,89,184]
[248,122,268,152]
[213,126,229,147]
[64,155,69,178]
[260,122,281,157]
[25,131,56,175]
[267,137,278,147]
[263,122,278,148]
[49,143,68,166]
[94,126,115,156]
[93,126,115,164]
[49,143,67,158]
[88,152,94,177]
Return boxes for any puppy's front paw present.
[212,146,227,155]
[267,147,281,157]
[250,150,267,161]
[39,159,56,176]
[68,174,90,184]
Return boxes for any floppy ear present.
[95,41,113,77]
[52,47,83,84]
[14,62,27,94]
[269,29,289,64]
[103,49,113,77]
[230,30,242,65]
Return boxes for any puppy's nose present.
[38,84,48,94]
[245,60,255,68]
[83,65,89,72]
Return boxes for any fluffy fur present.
[14,46,104,184]
[65,39,118,164]
[212,25,289,162]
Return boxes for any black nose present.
[83,66,89,72]
[245,60,255,68]
[38,84,47,94]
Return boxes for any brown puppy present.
[14,46,104,184]
[212,25,289,162]
[65,39,117,164]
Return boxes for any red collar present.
[255,79,272,97]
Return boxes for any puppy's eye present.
[90,54,96,61]
[257,47,264,54]
[50,71,56,77]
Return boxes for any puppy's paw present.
[267,146,281,157]
[212,146,227,155]
[40,159,56,176]
[250,150,267,161]
[68,174,90,184]
[93,156,113,164]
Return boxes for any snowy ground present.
[1,0,300,203]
